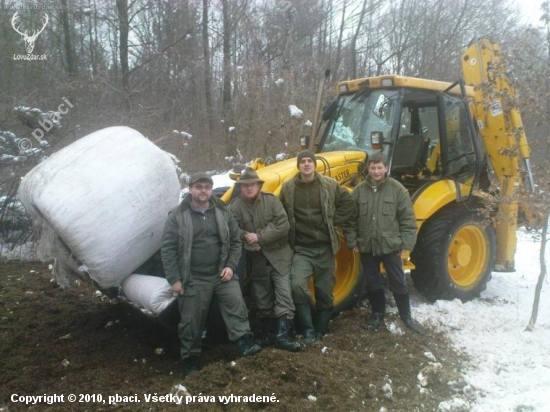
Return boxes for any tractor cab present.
[318,75,486,196]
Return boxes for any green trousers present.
[248,252,295,319]
[290,244,335,310]
[177,276,250,359]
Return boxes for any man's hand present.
[244,233,259,244]
[352,246,359,253]
[171,280,184,296]
[220,267,234,282]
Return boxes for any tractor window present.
[322,90,399,154]
[441,95,476,177]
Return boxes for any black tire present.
[410,202,495,302]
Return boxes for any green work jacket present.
[229,191,293,276]
[280,172,356,255]
[349,176,417,255]
[161,194,242,287]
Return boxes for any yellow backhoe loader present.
[222,38,540,310]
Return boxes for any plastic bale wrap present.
[121,274,175,315]
[18,126,181,288]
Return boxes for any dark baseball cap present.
[188,172,214,186]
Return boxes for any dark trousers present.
[360,251,408,295]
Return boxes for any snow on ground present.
[413,228,550,411]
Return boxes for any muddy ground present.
[0,260,471,412]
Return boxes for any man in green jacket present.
[229,167,300,352]
[280,150,356,343]
[349,153,424,334]
[161,172,261,377]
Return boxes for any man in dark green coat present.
[280,150,356,343]
[161,172,261,377]
[229,167,300,352]
[348,153,424,334]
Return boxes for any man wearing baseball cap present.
[161,171,261,377]
[280,151,356,343]
[229,167,300,352]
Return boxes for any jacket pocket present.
[357,198,369,215]
[382,198,396,216]
[382,235,402,253]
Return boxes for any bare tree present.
[116,0,130,108]
[60,0,77,77]
[203,0,213,133]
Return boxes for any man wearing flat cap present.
[280,150,356,343]
[161,172,261,377]
[229,167,300,352]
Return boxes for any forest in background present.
[0,0,549,172]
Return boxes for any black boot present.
[255,317,277,347]
[235,334,262,357]
[184,355,200,377]
[314,309,332,340]
[275,317,301,352]
[393,292,425,335]
[295,304,315,344]
[366,289,386,331]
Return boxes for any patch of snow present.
[289,105,303,118]
[412,228,550,411]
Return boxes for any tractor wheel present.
[410,202,495,302]
[308,233,364,314]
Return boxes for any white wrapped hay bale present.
[18,126,181,288]
[121,274,175,315]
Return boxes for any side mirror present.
[371,131,384,150]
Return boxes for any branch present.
[128,24,199,76]
[525,213,549,331]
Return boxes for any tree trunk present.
[87,0,98,78]
[116,0,130,109]
[334,0,346,78]
[202,0,213,132]
[350,0,368,79]
[525,213,549,331]
[60,0,77,77]
[222,0,232,115]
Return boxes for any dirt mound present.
[1,261,468,411]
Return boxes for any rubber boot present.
[366,289,386,331]
[275,317,301,352]
[184,355,200,377]
[235,334,262,357]
[393,292,425,335]
[255,318,277,347]
[295,304,315,344]
[314,309,332,340]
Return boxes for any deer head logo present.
[11,12,49,54]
